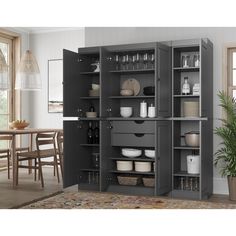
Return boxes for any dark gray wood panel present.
[112,121,155,133]
[111,133,155,147]
[63,121,80,187]
[156,43,172,117]
[63,49,80,117]
[156,121,172,195]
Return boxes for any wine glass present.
[135,53,140,70]
[149,53,155,69]
[132,54,137,70]
[125,54,129,70]
[114,54,120,70]
[121,55,126,70]
[143,52,148,69]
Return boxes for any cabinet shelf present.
[110,157,155,162]
[174,146,200,150]
[107,185,154,196]
[110,170,155,175]
[79,118,101,121]
[78,183,100,191]
[109,95,155,99]
[107,117,164,121]
[80,168,100,172]
[80,144,100,147]
[109,69,155,74]
[80,96,100,99]
[172,117,207,121]
[171,189,200,200]
[173,67,199,72]
[173,171,199,177]
[80,72,100,75]
[173,95,200,98]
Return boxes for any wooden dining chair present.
[56,131,63,179]
[16,132,59,187]
[0,135,29,179]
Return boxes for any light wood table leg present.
[11,135,17,188]
[28,133,33,174]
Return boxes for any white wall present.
[84,27,236,194]
[28,29,85,128]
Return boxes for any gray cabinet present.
[63,38,213,200]
[171,39,213,200]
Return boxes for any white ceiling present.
[16,27,83,34]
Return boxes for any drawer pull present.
[134,133,145,137]
[134,120,144,124]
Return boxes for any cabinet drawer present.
[112,121,155,134]
[111,133,155,147]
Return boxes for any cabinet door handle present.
[134,133,144,137]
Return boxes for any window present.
[0,36,13,149]
[227,48,236,99]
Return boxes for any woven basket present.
[142,177,155,187]
[117,175,140,186]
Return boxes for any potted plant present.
[215,91,236,200]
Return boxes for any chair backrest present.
[0,135,12,151]
[36,132,57,154]
[0,135,12,141]
[57,131,63,157]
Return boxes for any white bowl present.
[134,161,151,172]
[144,149,155,158]
[120,107,132,118]
[116,161,133,171]
[86,112,97,118]
[92,84,100,90]
[122,148,142,158]
[120,89,134,96]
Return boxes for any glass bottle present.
[185,177,189,190]
[89,105,95,112]
[94,122,99,144]
[87,121,94,144]
[180,177,184,190]
[182,77,190,95]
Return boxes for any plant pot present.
[227,176,236,201]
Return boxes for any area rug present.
[21,190,236,209]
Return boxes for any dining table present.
[0,128,62,188]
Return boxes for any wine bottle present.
[89,105,95,112]
[94,122,99,144]
[87,121,94,144]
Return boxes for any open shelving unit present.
[171,39,213,200]
[63,39,213,200]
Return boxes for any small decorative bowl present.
[9,122,29,130]
[86,112,97,118]
[92,84,100,90]
[120,89,134,96]
[89,90,99,97]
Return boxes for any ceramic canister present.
[140,101,147,118]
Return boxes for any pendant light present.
[15,50,41,90]
[15,32,41,90]
[0,48,9,90]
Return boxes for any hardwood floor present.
[0,167,63,209]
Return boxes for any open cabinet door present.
[156,43,172,117]
[63,49,80,117]
[155,121,172,195]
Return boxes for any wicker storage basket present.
[117,175,140,186]
[142,177,155,187]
